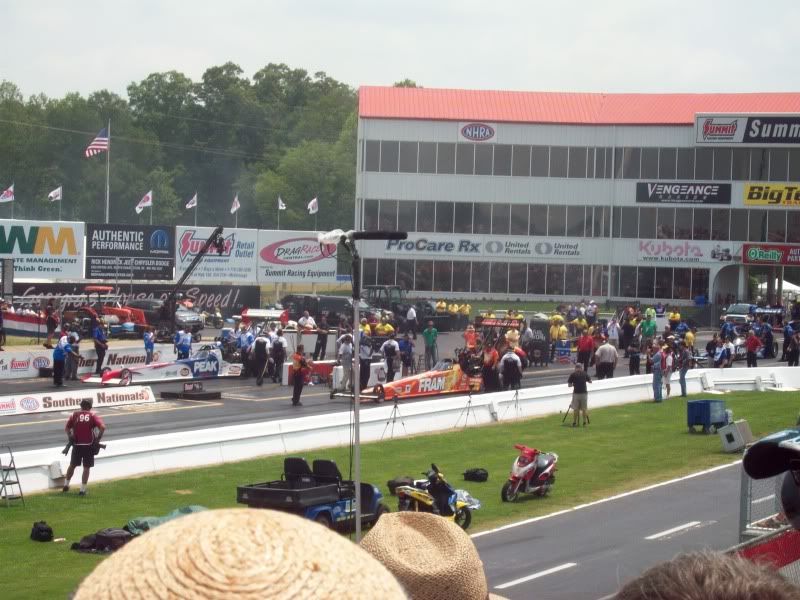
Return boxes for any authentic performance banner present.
[86,224,175,280]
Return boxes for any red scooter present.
[501,444,558,502]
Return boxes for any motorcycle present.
[501,444,558,502]
[395,463,481,530]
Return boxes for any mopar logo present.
[150,229,169,250]
[20,397,39,411]
[460,123,495,142]
[32,357,50,369]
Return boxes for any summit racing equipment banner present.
[744,183,800,206]
[742,243,800,266]
[696,114,800,146]
[0,219,84,278]
[364,234,582,260]
[636,182,731,205]
[175,227,258,283]
[257,230,339,283]
[86,224,175,280]
[0,385,156,416]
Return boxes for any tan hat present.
[74,508,407,599]
[361,512,506,600]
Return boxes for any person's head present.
[80,399,92,411]
[646,314,652,320]
[296,344,304,353]
[574,362,583,372]
[427,320,433,328]
[389,332,395,339]
[403,332,409,340]
[748,329,755,337]
[302,310,310,318]
[615,550,800,600]
[360,317,367,326]
[276,328,283,336]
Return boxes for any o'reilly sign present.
[696,114,800,146]
[636,182,731,205]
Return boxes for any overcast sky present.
[2,0,799,99]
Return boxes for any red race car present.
[367,358,482,403]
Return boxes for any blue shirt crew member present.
[143,329,155,364]
[781,323,795,362]
[176,329,192,360]
[92,322,108,375]
[240,329,255,378]
[53,335,74,386]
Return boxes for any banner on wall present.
[0,219,84,278]
[637,239,742,264]
[744,183,800,206]
[85,224,175,280]
[636,182,731,205]
[257,230,339,283]
[742,243,800,266]
[695,114,800,146]
[175,226,258,282]
[0,385,156,416]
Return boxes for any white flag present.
[307,196,318,215]
[230,193,241,214]
[185,192,197,209]
[0,183,14,204]
[48,186,62,202]
[135,190,153,214]
[278,196,286,210]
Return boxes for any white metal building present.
[355,87,800,304]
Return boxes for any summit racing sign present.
[742,243,800,266]
[377,234,582,260]
[636,182,731,205]
[0,219,84,278]
[258,230,339,283]
[0,385,156,416]
[696,114,800,146]
[175,226,258,283]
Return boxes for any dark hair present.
[80,399,92,411]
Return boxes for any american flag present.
[85,128,109,158]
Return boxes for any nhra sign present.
[85,224,175,280]
[176,226,258,283]
[459,122,497,142]
[257,230,338,283]
[744,183,800,206]
[742,243,800,266]
[696,114,800,146]
[0,385,156,416]
[0,219,84,278]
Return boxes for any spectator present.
[405,304,417,339]
[706,333,718,360]
[713,338,729,368]
[92,320,108,375]
[380,333,400,383]
[607,318,620,349]
[628,344,641,375]
[422,320,439,370]
[724,337,736,367]
[576,330,595,371]
[745,330,763,368]
[63,399,105,496]
[594,337,618,379]
[337,334,354,391]
[662,346,674,398]
[651,345,664,402]
[684,326,696,353]
[312,315,328,361]
[567,363,592,426]
[639,314,657,351]
[297,310,316,331]
[678,341,692,397]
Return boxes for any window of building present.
[566,205,587,237]
[568,147,587,178]
[474,144,493,175]
[564,265,583,295]
[490,262,509,294]
[510,204,529,235]
[362,258,377,287]
[788,212,800,243]
[751,149,768,181]
[695,148,713,180]
[620,207,638,238]
[379,200,398,230]
[417,201,436,232]
[592,206,610,238]
[659,148,677,180]
[641,148,659,179]
[377,259,396,285]
[453,202,473,234]
[691,269,709,299]
[546,264,565,295]
[588,265,602,296]
[675,208,693,240]
[612,206,621,237]
[710,209,729,241]
[713,148,732,180]
[639,207,657,238]
[365,140,380,172]
[637,267,655,298]
[452,262,471,292]
[470,262,489,293]
[437,143,455,174]
[610,266,621,296]
[586,148,596,178]
[364,199,379,230]
[656,207,675,239]
[512,145,531,177]
[673,268,691,300]
[790,150,800,180]
[527,264,546,294]
[415,260,433,291]
[418,142,436,173]
[509,263,527,294]
[655,267,673,299]
[399,141,418,173]
[770,149,789,181]
[619,267,637,297]
[620,147,641,179]
[435,202,454,233]
[397,260,414,290]
[549,146,568,177]
[677,148,695,179]
[596,148,607,179]
[456,144,475,175]
[693,209,711,240]
[398,201,416,232]
[732,149,750,180]
[473,203,491,234]
[491,203,511,235]
[548,204,567,236]
[531,146,549,177]
[530,204,548,236]
[730,208,748,241]
[768,210,786,243]
[494,145,512,176]
[748,210,767,242]
[380,141,399,172]
[433,261,452,292]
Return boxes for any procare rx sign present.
[696,114,800,146]
[742,243,800,266]
[257,230,338,283]
[368,234,582,260]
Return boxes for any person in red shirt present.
[481,343,500,391]
[63,399,106,496]
[576,331,595,371]
[463,325,477,351]
[745,330,763,368]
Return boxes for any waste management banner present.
[0,219,84,278]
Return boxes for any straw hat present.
[361,512,506,600]
[74,508,406,599]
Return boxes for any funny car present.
[366,358,482,403]
[82,345,241,386]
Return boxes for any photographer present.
[63,399,106,496]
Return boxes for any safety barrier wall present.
[12,366,800,493]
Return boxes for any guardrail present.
[11,366,800,494]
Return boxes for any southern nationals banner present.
[0,385,156,416]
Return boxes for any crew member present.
[576,330,595,372]
[252,329,271,385]
[92,320,108,375]
[66,331,81,381]
[405,304,417,340]
[458,303,471,328]
[359,330,373,391]
[53,330,78,387]
[549,316,568,362]
[312,315,328,361]
[63,399,106,496]
[594,337,617,379]
[422,320,438,369]
[498,347,522,391]
[398,333,414,377]
[143,327,155,365]
[44,300,58,349]
[463,324,477,351]
[359,317,372,336]
[239,326,254,377]
[291,344,310,406]
[337,334,354,391]
[297,311,316,331]
[481,343,500,392]
[668,310,681,331]
[271,329,288,384]
[745,330,763,368]
[380,333,400,383]
[375,317,395,337]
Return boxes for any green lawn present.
[0,391,795,598]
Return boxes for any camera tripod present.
[381,397,407,440]
[455,389,479,428]
[502,384,522,419]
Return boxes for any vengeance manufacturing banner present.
[0,219,84,278]
[257,230,339,283]
[86,224,175,280]
[175,226,258,283]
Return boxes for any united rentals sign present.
[744,183,800,206]
[696,114,800,146]
[636,182,731,204]
[742,243,800,266]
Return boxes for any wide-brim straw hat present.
[74,508,407,599]
[361,512,507,600]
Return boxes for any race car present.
[366,358,482,403]
[82,345,242,386]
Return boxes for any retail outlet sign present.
[176,227,258,282]
[742,243,800,266]
[696,114,800,146]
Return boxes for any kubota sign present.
[0,220,84,278]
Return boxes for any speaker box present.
[718,419,754,453]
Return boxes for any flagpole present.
[194,203,197,227]
[235,211,238,229]
[58,186,62,221]
[314,213,317,232]
[150,204,153,226]
[105,119,111,223]
[277,208,280,230]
